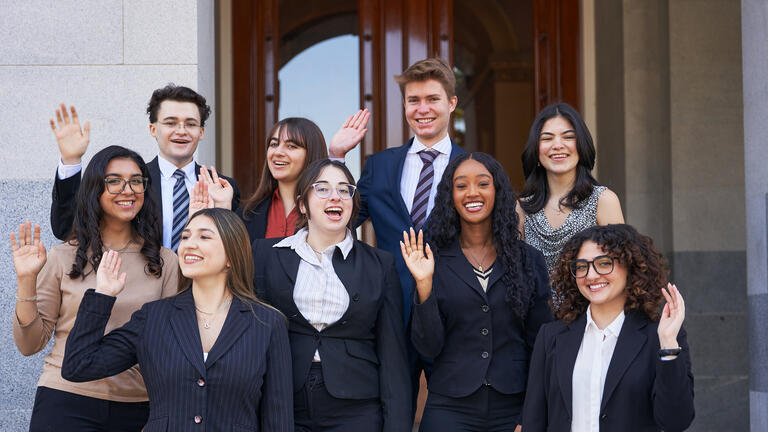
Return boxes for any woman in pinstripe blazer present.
[62,208,293,431]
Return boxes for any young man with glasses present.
[49,84,240,250]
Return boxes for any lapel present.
[250,197,271,239]
[448,138,465,160]
[205,296,252,368]
[273,246,311,325]
[169,290,206,378]
[393,138,414,221]
[194,162,203,179]
[441,241,487,299]
[485,254,505,291]
[329,243,359,325]
[600,310,648,412]
[555,313,587,419]
[147,157,164,225]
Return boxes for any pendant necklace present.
[462,238,492,271]
[195,297,232,330]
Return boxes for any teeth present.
[273,161,287,166]
[417,119,434,123]
[184,255,202,261]
[465,202,483,209]
[589,283,607,290]
[325,207,342,213]
[116,201,134,207]
[551,154,568,159]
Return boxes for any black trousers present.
[294,363,383,432]
[29,386,149,432]
[419,385,524,432]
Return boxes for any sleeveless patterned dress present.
[523,185,606,273]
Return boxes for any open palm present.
[96,250,127,297]
[400,228,434,283]
[10,221,47,279]
[50,104,90,164]
[658,283,685,348]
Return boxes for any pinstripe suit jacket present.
[62,289,293,431]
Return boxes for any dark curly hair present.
[551,224,668,323]
[146,83,211,126]
[519,102,599,214]
[68,146,163,280]
[427,152,537,318]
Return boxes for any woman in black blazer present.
[522,224,694,431]
[401,152,552,431]
[62,208,293,431]
[252,159,411,432]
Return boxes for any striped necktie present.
[171,169,189,251]
[410,149,438,231]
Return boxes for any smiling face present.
[99,158,145,226]
[452,158,496,225]
[538,116,579,176]
[149,100,205,167]
[403,79,457,147]
[300,165,354,237]
[178,215,229,280]
[267,128,308,185]
[575,240,628,311]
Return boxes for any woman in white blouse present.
[522,224,694,432]
[251,159,412,432]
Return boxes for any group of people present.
[10,57,694,431]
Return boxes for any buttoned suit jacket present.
[355,137,465,323]
[62,289,293,432]
[522,310,695,432]
[50,156,241,240]
[252,238,413,432]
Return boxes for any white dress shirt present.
[57,159,82,180]
[274,228,353,361]
[400,134,452,216]
[571,306,625,432]
[157,156,196,249]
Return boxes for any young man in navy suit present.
[49,85,239,249]
[329,57,466,409]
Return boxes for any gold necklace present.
[461,238,493,272]
[195,297,232,330]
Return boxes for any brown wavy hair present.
[551,224,668,323]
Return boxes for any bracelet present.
[15,295,38,302]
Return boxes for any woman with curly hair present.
[401,152,552,431]
[517,103,624,273]
[11,145,177,431]
[522,224,694,432]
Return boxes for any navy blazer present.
[356,137,465,322]
[411,241,552,398]
[236,196,271,244]
[62,289,293,432]
[50,156,241,240]
[252,238,412,432]
[522,310,695,432]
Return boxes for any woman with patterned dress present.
[516,103,624,273]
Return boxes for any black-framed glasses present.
[311,182,356,200]
[569,255,616,278]
[104,177,148,194]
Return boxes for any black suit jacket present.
[411,241,552,398]
[50,156,240,240]
[236,197,271,244]
[62,289,293,432]
[522,310,695,432]
[252,238,412,432]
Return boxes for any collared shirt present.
[265,189,299,238]
[274,228,354,361]
[57,159,82,180]
[571,306,626,432]
[400,134,452,217]
[158,156,196,249]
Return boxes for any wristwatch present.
[658,347,682,358]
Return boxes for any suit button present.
[481,328,489,336]
[197,378,205,387]
[481,305,489,312]
[481,351,489,359]
[314,334,320,340]
[341,320,348,325]
[352,293,360,301]
[194,415,202,424]
[600,414,607,420]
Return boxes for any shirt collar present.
[409,134,452,155]
[158,155,196,181]
[585,305,626,338]
[274,227,354,260]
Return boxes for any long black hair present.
[68,145,163,279]
[427,152,537,317]
[519,102,599,214]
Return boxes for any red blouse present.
[265,189,299,238]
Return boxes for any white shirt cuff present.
[329,157,345,163]
[57,159,82,180]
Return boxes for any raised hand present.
[658,283,685,349]
[400,228,435,303]
[189,180,214,217]
[328,109,370,158]
[10,221,47,279]
[96,250,127,297]
[49,104,90,165]
[198,164,234,209]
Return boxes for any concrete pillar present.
[741,0,768,429]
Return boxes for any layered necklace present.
[195,297,232,330]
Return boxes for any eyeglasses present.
[158,121,201,131]
[569,255,616,278]
[311,182,356,200]
[104,177,148,194]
